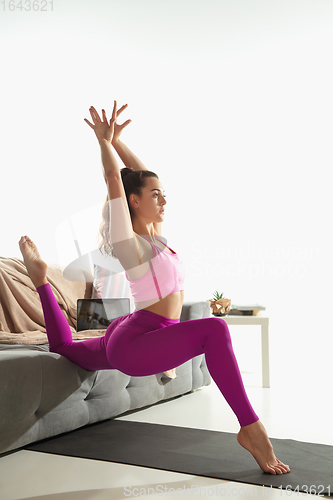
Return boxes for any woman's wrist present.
[99,138,112,147]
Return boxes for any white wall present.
[1,0,332,385]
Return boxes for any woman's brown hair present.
[98,167,159,257]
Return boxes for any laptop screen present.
[77,298,131,332]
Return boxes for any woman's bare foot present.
[19,236,48,289]
[237,420,290,475]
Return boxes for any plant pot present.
[206,298,231,316]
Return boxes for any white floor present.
[1,346,332,500]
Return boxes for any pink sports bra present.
[125,235,186,303]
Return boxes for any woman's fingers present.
[85,103,126,131]
[116,103,128,117]
[102,109,108,123]
[118,119,132,131]
[84,106,106,129]
[89,106,102,124]
[110,100,117,123]
[84,118,94,129]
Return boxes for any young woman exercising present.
[19,101,290,475]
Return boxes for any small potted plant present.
[207,291,231,316]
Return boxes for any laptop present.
[77,298,131,332]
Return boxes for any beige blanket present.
[0,257,104,345]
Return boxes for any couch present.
[0,257,211,456]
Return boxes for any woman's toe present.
[277,460,290,473]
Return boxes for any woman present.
[19,101,290,475]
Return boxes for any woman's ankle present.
[35,278,49,290]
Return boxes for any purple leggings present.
[37,283,259,427]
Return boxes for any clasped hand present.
[84,100,131,144]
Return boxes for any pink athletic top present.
[125,236,186,302]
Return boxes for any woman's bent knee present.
[210,316,228,328]
[209,316,231,339]
[49,342,72,356]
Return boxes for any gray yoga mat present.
[26,420,332,496]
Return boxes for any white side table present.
[211,314,270,388]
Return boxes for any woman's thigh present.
[106,314,226,377]
[53,312,134,371]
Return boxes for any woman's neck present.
[133,221,156,237]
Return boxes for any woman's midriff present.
[137,290,184,319]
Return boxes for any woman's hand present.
[112,103,132,145]
[84,101,118,144]
[84,101,131,145]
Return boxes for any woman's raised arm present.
[112,104,148,172]
[84,102,138,270]
[84,102,120,179]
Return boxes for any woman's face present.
[131,177,167,223]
